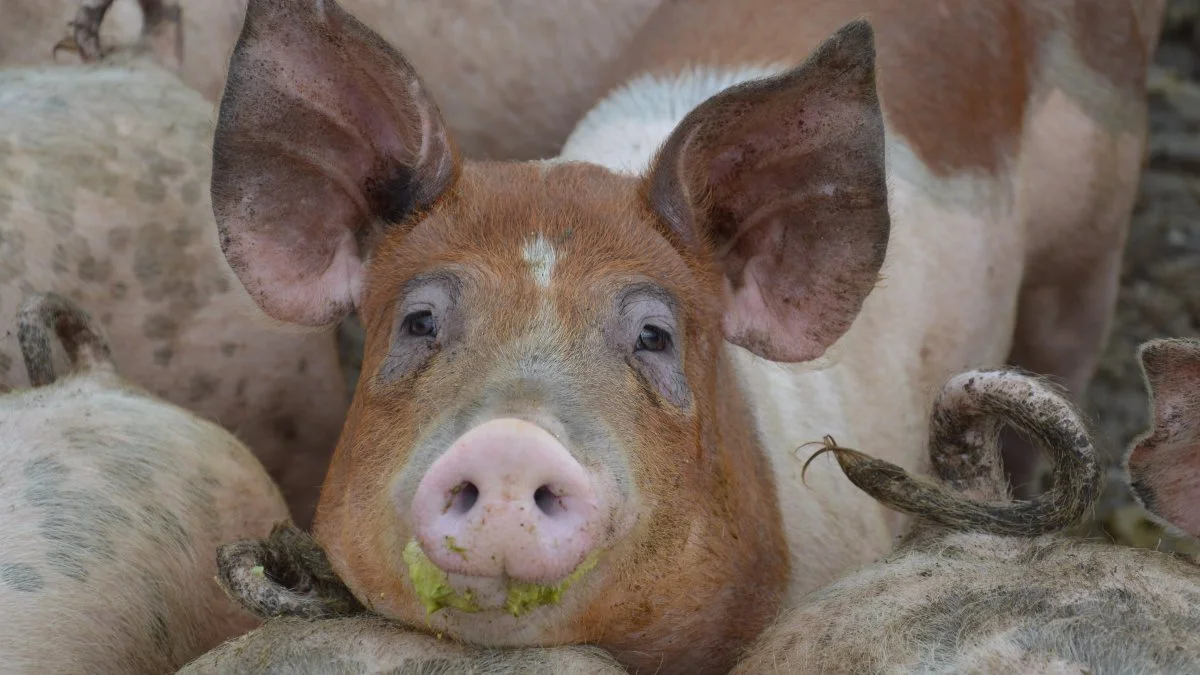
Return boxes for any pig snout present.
[410,418,603,584]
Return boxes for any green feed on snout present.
[402,540,602,618]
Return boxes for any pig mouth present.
[402,539,602,618]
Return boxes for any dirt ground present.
[336,4,1200,553]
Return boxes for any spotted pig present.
[731,342,1200,674]
[0,55,347,526]
[0,292,290,674]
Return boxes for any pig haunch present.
[733,347,1200,673]
[0,292,291,674]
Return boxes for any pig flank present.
[0,292,290,674]
[731,343,1200,674]
[0,60,347,527]
[207,0,1153,672]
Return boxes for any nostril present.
[534,485,564,517]
[444,482,479,515]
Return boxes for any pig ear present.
[211,0,457,327]
[644,19,889,362]
[1126,338,1200,538]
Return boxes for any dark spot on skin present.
[0,563,44,592]
[24,457,69,488]
[28,172,76,235]
[25,470,132,582]
[220,342,238,357]
[150,611,170,651]
[297,358,308,375]
[107,227,132,253]
[139,502,190,553]
[153,346,173,367]
[100,313,113,326]
[134,180,167,203]
[77,256,113,283]
[99,455,155,492]
[111,282,128,299]
[51,244,70,274]
[187,373,220,403]
[143,314,179,341]
[273,416,299,442]
[235,378,248,399]
[0,352,12,376]
[180,181,202,205]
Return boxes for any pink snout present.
[410,418,603,584]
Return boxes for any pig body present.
[0,60,347,526]
[204,0,1160,672]
[732,340,1200,674]
[1,0,662,160]
[0,292,290,674]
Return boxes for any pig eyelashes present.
[402,310,437,338]
[635,325,671,352]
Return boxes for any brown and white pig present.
[0,291,291,674]
[174,523,629,674]
[0,48,347,526]
[4,0,663,160]
[205,0,1157,672]
[730,340,1200,674]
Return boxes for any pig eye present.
[404,310,437,338]
[636,325,670,352]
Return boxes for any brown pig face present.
[323,163,727,642]
[210,0,888,666]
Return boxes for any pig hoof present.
[217,521,365,620]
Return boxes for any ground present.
[335,4,1200,553]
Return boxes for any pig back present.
[0,371,290,674]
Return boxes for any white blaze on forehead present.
[522,233,558,288]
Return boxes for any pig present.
[729,339,1200,674]
[0,291,291,674]
[174,524,628,674]
[204,0,1158,672]
[4,0,663,160]
[0,42,348,527]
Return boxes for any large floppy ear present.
[645,19,889,363]
[1126,338,1200,538]
[211,0,457,327]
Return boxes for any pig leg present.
[54,0,181,68]
[1002,244,1125,498]
[1001,89,1147,498]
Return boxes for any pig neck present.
[556,62,1018,606]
